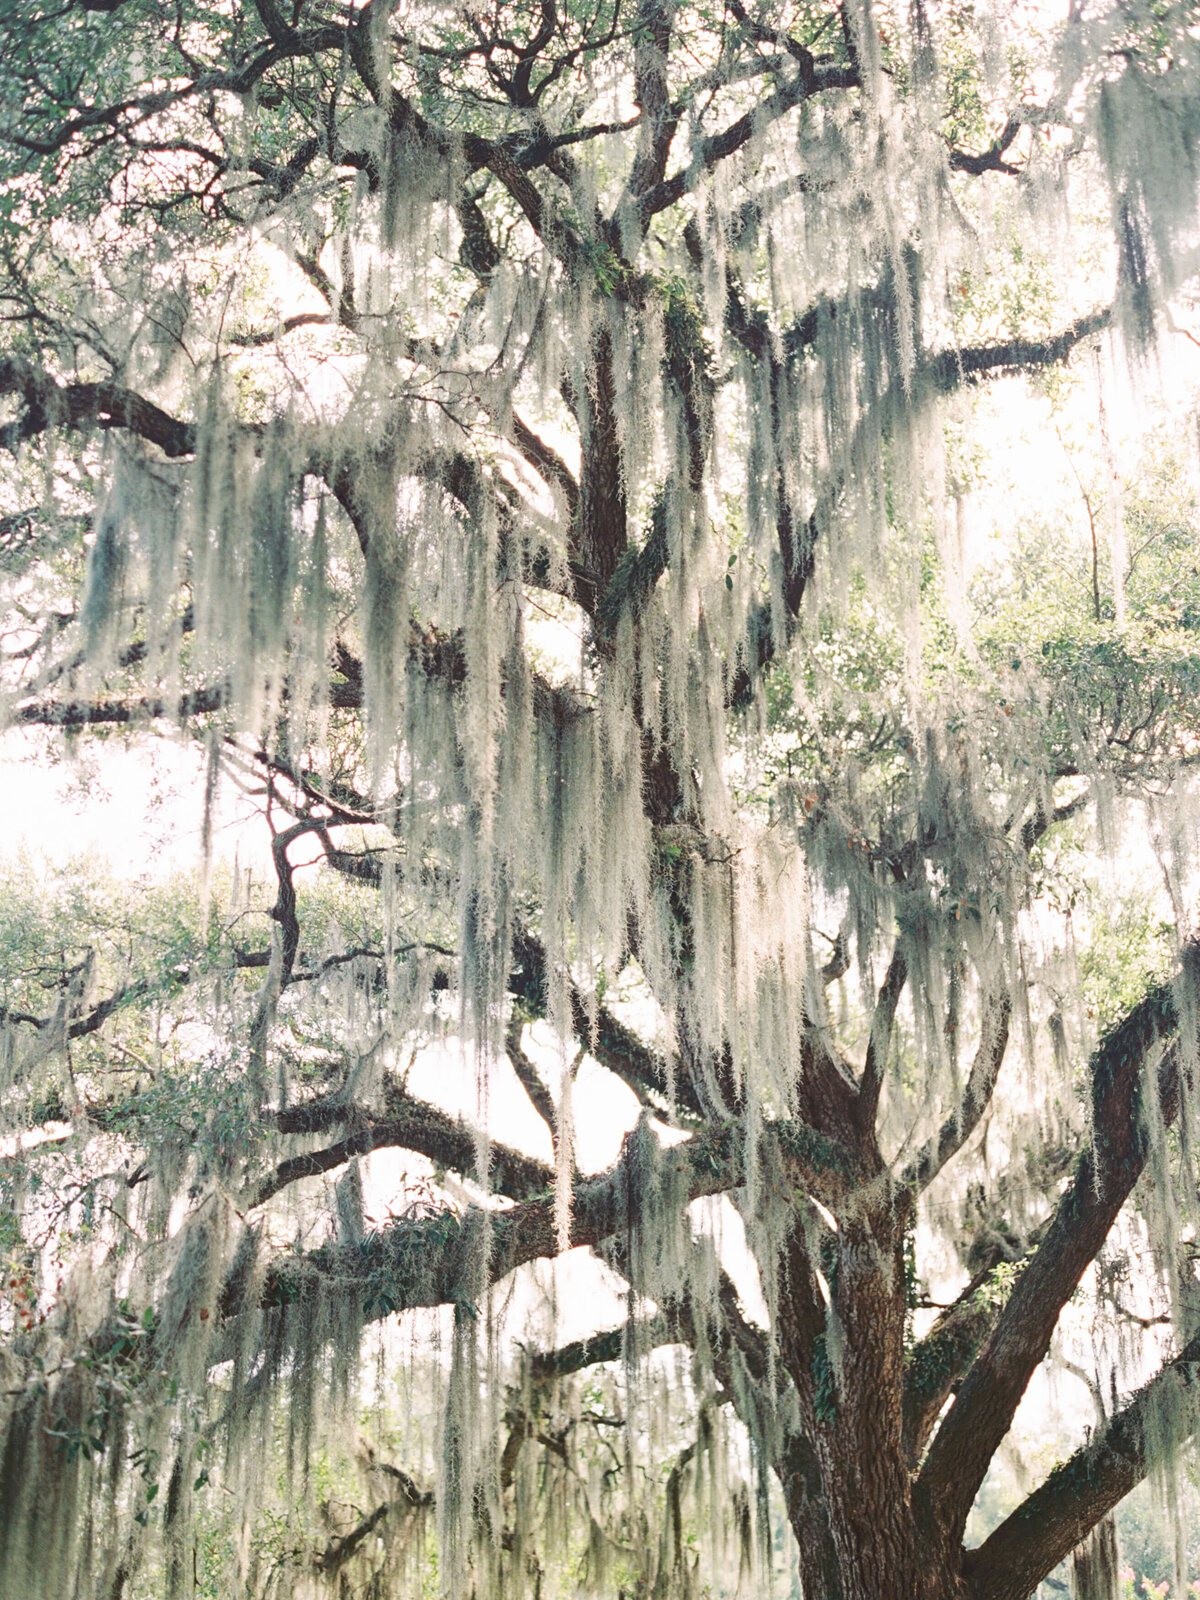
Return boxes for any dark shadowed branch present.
[963,1325,1200,1600]
[917,968,1189,1546]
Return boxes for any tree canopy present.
[3,2,1200,1598]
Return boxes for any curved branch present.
[0,358,197,456]
[902,990,1012,1193]
[244,1084,553,1210]
[948,117,1022,177]
[963,1326,1200,1600]
[313,1452,433,1577]
[2,942,270,1051]
[256,1117,742,1316]
[916,963,1188,1548]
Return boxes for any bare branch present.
[505,1011,558,1139]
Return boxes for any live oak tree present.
[3,2,1200,1598]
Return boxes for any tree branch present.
[244,1081,553,1211]
[621,0,679,217]
[948,117,1022,177]
[902,1263,1013,1469]
[315,1503,393,1579]
[509,928,704,1120]
[963,1326,1200,1600]
[916,963,1189,1547]
[730,306,1110,708]
[505,1011,558,1140]
[0,358,197,456]
[634,58,859,224]
[525,1317,674,1384]
[858,945,908,1131]
[510,412,580,525]
[13,685,230,728]
[902,990,1012,1194]
[255,1118,742,1316]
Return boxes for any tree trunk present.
[775,1205,970,1600]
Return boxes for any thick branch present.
[794,1025,862,1157]
[14,685,230,728]
[256,1119,741,1315]
[510,413,580,525]
[916,967,1188,1546]
[315,1503,391,1578]
[902,1266,1011,1469]
[963,1327,1200,1600]
[594,495,670,637]
[925,312,1110,389]
[0,358,197,456]
[1020,792,1089,852]
[244,1082,553,1210]
[948,117,1021,177]
[622,0,679,212]
[526,1317,673,1383]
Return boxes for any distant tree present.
[2,4,1200,1599]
